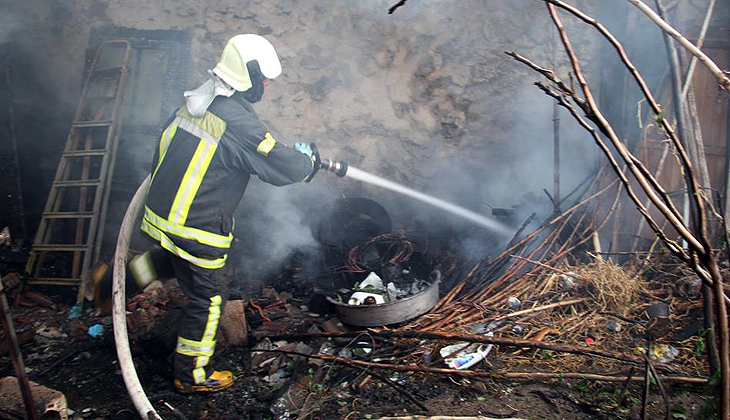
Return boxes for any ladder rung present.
[28,277,82,286]
[42,211,95,219]
[62,149,106,157]
[53,180,101,188]
[31,244,89,251]
[71,120,113,128]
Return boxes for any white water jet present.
[344,166,515,237]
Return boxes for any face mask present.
[235,60,266,103]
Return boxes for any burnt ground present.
[0,269,716,420]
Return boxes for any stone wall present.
[5,0,615,277]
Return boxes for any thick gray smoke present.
[8,0,719,281]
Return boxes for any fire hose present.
[112,156,347,419]
[112,174,161,420]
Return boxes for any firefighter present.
[136,33,319,393]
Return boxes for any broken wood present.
[500,371,706,384]
[263,348,428,412]
[272,330,681,371]
[491,298,585,321]
[0,285,38,420]
[378,417,525,420]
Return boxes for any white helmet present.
[212,34,282,92]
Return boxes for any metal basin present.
[327,280,440,327]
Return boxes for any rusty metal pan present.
[326,280,440,327]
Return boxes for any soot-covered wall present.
[4,0,617,280]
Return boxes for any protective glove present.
[294,142,314,159]
[294,142,320,182]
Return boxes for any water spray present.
[317,155,514,237]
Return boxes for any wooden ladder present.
[25,40,132,301]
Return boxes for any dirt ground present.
[0,275,714,420]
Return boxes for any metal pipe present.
[112,174,161,420]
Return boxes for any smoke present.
[0,9,20,43]
[230,178,330,284]
[8,0,713,277]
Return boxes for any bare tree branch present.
[388,0,409,14]
[680,0,717,99]
[624,0,730,93]
[525,3,730,417]
[534,81,688,258]
[538,0,709,247]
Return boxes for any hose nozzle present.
[319,158,348,177]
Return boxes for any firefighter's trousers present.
[131,247,227,384]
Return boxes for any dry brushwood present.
[512,2,729,417]
[567,260,648,315]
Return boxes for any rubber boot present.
[174,370,234,394]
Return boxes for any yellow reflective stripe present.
[160,123,178,156]
[176,107,226,141]
[129,252,158,287]
[144,207,232,248]
[158,123,178,164]
[152,123,179,180]
[169,140,218,225]
[176,336,216,356]
[201,295,222,345]
[192,364,207,384]
[141,221,227,269]
[176,295,221,385]
[257,132,276,155]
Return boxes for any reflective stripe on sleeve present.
[257,132,276,155]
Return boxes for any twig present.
[622,0,730,93]
[617,367,637,406]
[644,351,671,420]
[500,371,706,385]
[491,298,585,321]
[388,0,409,14]
[642,356,650,420]
[680,0,717,99]
[518,5,730,414]
[270,330,681,371]
[539,0,707,256]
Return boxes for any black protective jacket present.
[140,95,314,269]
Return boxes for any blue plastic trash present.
[67,303,82,320]
[88,324,104,338]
